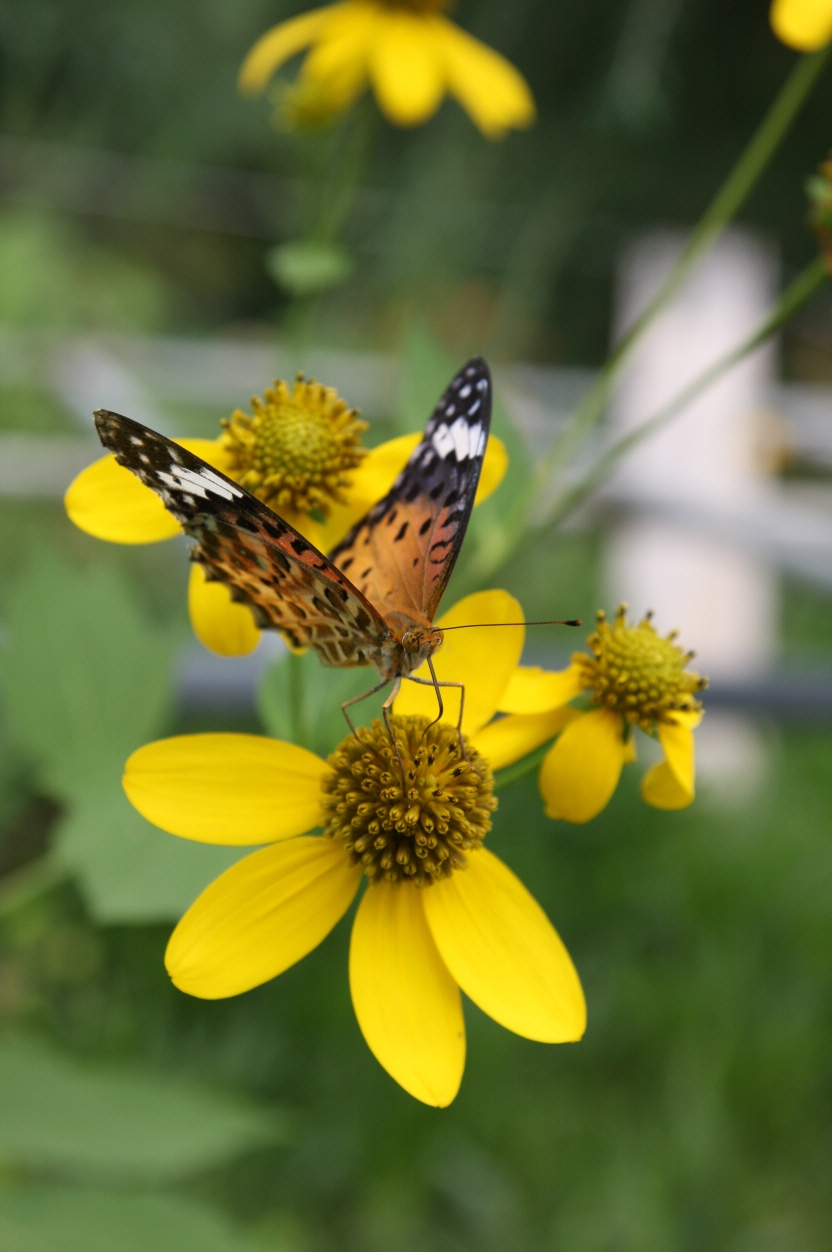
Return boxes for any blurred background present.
[1,1,832,1248]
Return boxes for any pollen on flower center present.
[321,716,497,887]
[575,604,707,731]
[219,375,368,517]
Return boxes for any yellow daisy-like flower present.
[239,1,536,139]
[488,606,707,826]
[123,590,585,1107]
[64,376,508,658]
[770,0,832,48]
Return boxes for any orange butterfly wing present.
[93,410,389,668]
[329,358,491,623]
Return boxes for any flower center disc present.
[220,375,367,516]
[576,605,706,731]
[322,716,497,886]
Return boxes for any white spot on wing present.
[157,465,242,502]
[450,416,471,460]
[459,384,472,399]
[432,423,456,459]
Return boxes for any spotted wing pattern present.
[93,410,389,668]
[329,357,492,622]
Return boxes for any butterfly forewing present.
[93,410,389,668]
[329,357,491,622]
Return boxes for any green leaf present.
[0,1186,263,1252]
[54,789,243,925]
[0,1040,285,1183]
[257,650,372,760]
[395,320,456,436]
[0,554,178,802]
[266,240,354,298]
[0,552,242,923]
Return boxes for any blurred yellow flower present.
[239,1,536,138]
[770,0,832,49]
[123,591,585,1107]
[64,377,508,657]
[490,606,707,825]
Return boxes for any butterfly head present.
[382,617,444,678]
[401,623,444,662]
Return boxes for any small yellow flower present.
[239,1,536,139]
[64,377,508,657]
[219,375,368,516]
[770,0,832,49]
[123,591,585,1107]
[491,606,707,825]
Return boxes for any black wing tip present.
[93,408,144,450]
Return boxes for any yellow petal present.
[472,707,580,772]
[64,438,232,545]
[475,434,509,505]
[770,0,832,49]
[300,2,375,94]
[539,709,626,824]
[424,848,585,1042]
[124,734,328,845]
[394,590,524,734]
[641,716,697,810]
[349,882,464,1106]
[434,17,536,138]
[188,562,261,658]
[369,12,445,126]
[65,454,180,544]
[499,662,585,714]
[166,836,361,998]
[238,6,335,93]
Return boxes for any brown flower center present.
[575,605,707,732]
[321,716,496,886]
[219,374,367,517]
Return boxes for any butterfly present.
[93,357,492,762]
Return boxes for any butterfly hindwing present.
[329,357,491,621]
[93,410,389,667]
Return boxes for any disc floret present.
[575,604,707,733]
[321,716,497,887]
[219,375,368,516]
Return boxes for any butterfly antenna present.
[441,619,582,630]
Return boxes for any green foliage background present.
[0,1,831,1249]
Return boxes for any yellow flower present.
[770,0,832,48]
[123,591,585,1107]
[491,606,707,825]
[239,1,536,139]
[64,376,508,657]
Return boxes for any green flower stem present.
[538,255,828,531]
[287,649,307,746]
[534,46,831,493]
[467,49,830,585]
[493,739,554,793]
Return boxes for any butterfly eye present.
[401,629,421,652]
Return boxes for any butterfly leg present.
[380,677,408,785]
[404,659,483,779]
[341,677,391,736]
